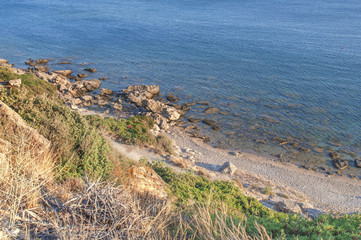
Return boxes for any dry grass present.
[0,127,55,225]
[181,204,271,240]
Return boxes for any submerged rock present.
[78,73,88,78]
[204,107,220,114]
[332,159,349,170]
[354,158,361,168]
[84,68,97,73]
[202,119,217,126]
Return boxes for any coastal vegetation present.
[1,66,361,239]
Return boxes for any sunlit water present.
[1,0,360,175]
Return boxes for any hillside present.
[0,59,360,239]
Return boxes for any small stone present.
[299,147,310,153]
[229,151,239,156]
[84,68,97,73]
[99,77,109,80]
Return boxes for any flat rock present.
[204,107,220,114]
[53,70,72,77]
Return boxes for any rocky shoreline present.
[1,57,361,216]
[2,57,360,179]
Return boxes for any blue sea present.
[1,0,360,172]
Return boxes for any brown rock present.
[53,70,72,77]
[77,73,88,78]
[36,59,49,64]
[100,88,113,96]
[204,107,220,114]
[0,59,9,65]
[84,68,96,73]
[34,65,49,72]
[99,77,109,80]
[127,165,167,199]
[333,159,349,170]
[202,119,217,126]
[355,159,361,168]
[123,85,160,96]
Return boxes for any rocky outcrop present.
[127,165,167,199]
[124,85,180,121]
[0,100,50,150]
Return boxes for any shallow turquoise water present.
[1,0,360,171]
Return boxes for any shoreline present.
[2,57,361,215]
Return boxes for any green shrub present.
[149,161,361,239]
[0,69,112,180]
[86,115,174,154]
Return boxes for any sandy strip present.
[167,127,361,214]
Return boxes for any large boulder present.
[0,59,9,65]
[220,161,237,175]
[127,165,167,199]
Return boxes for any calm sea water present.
[1,0,360,172]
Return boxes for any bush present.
[0,68,112,180]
